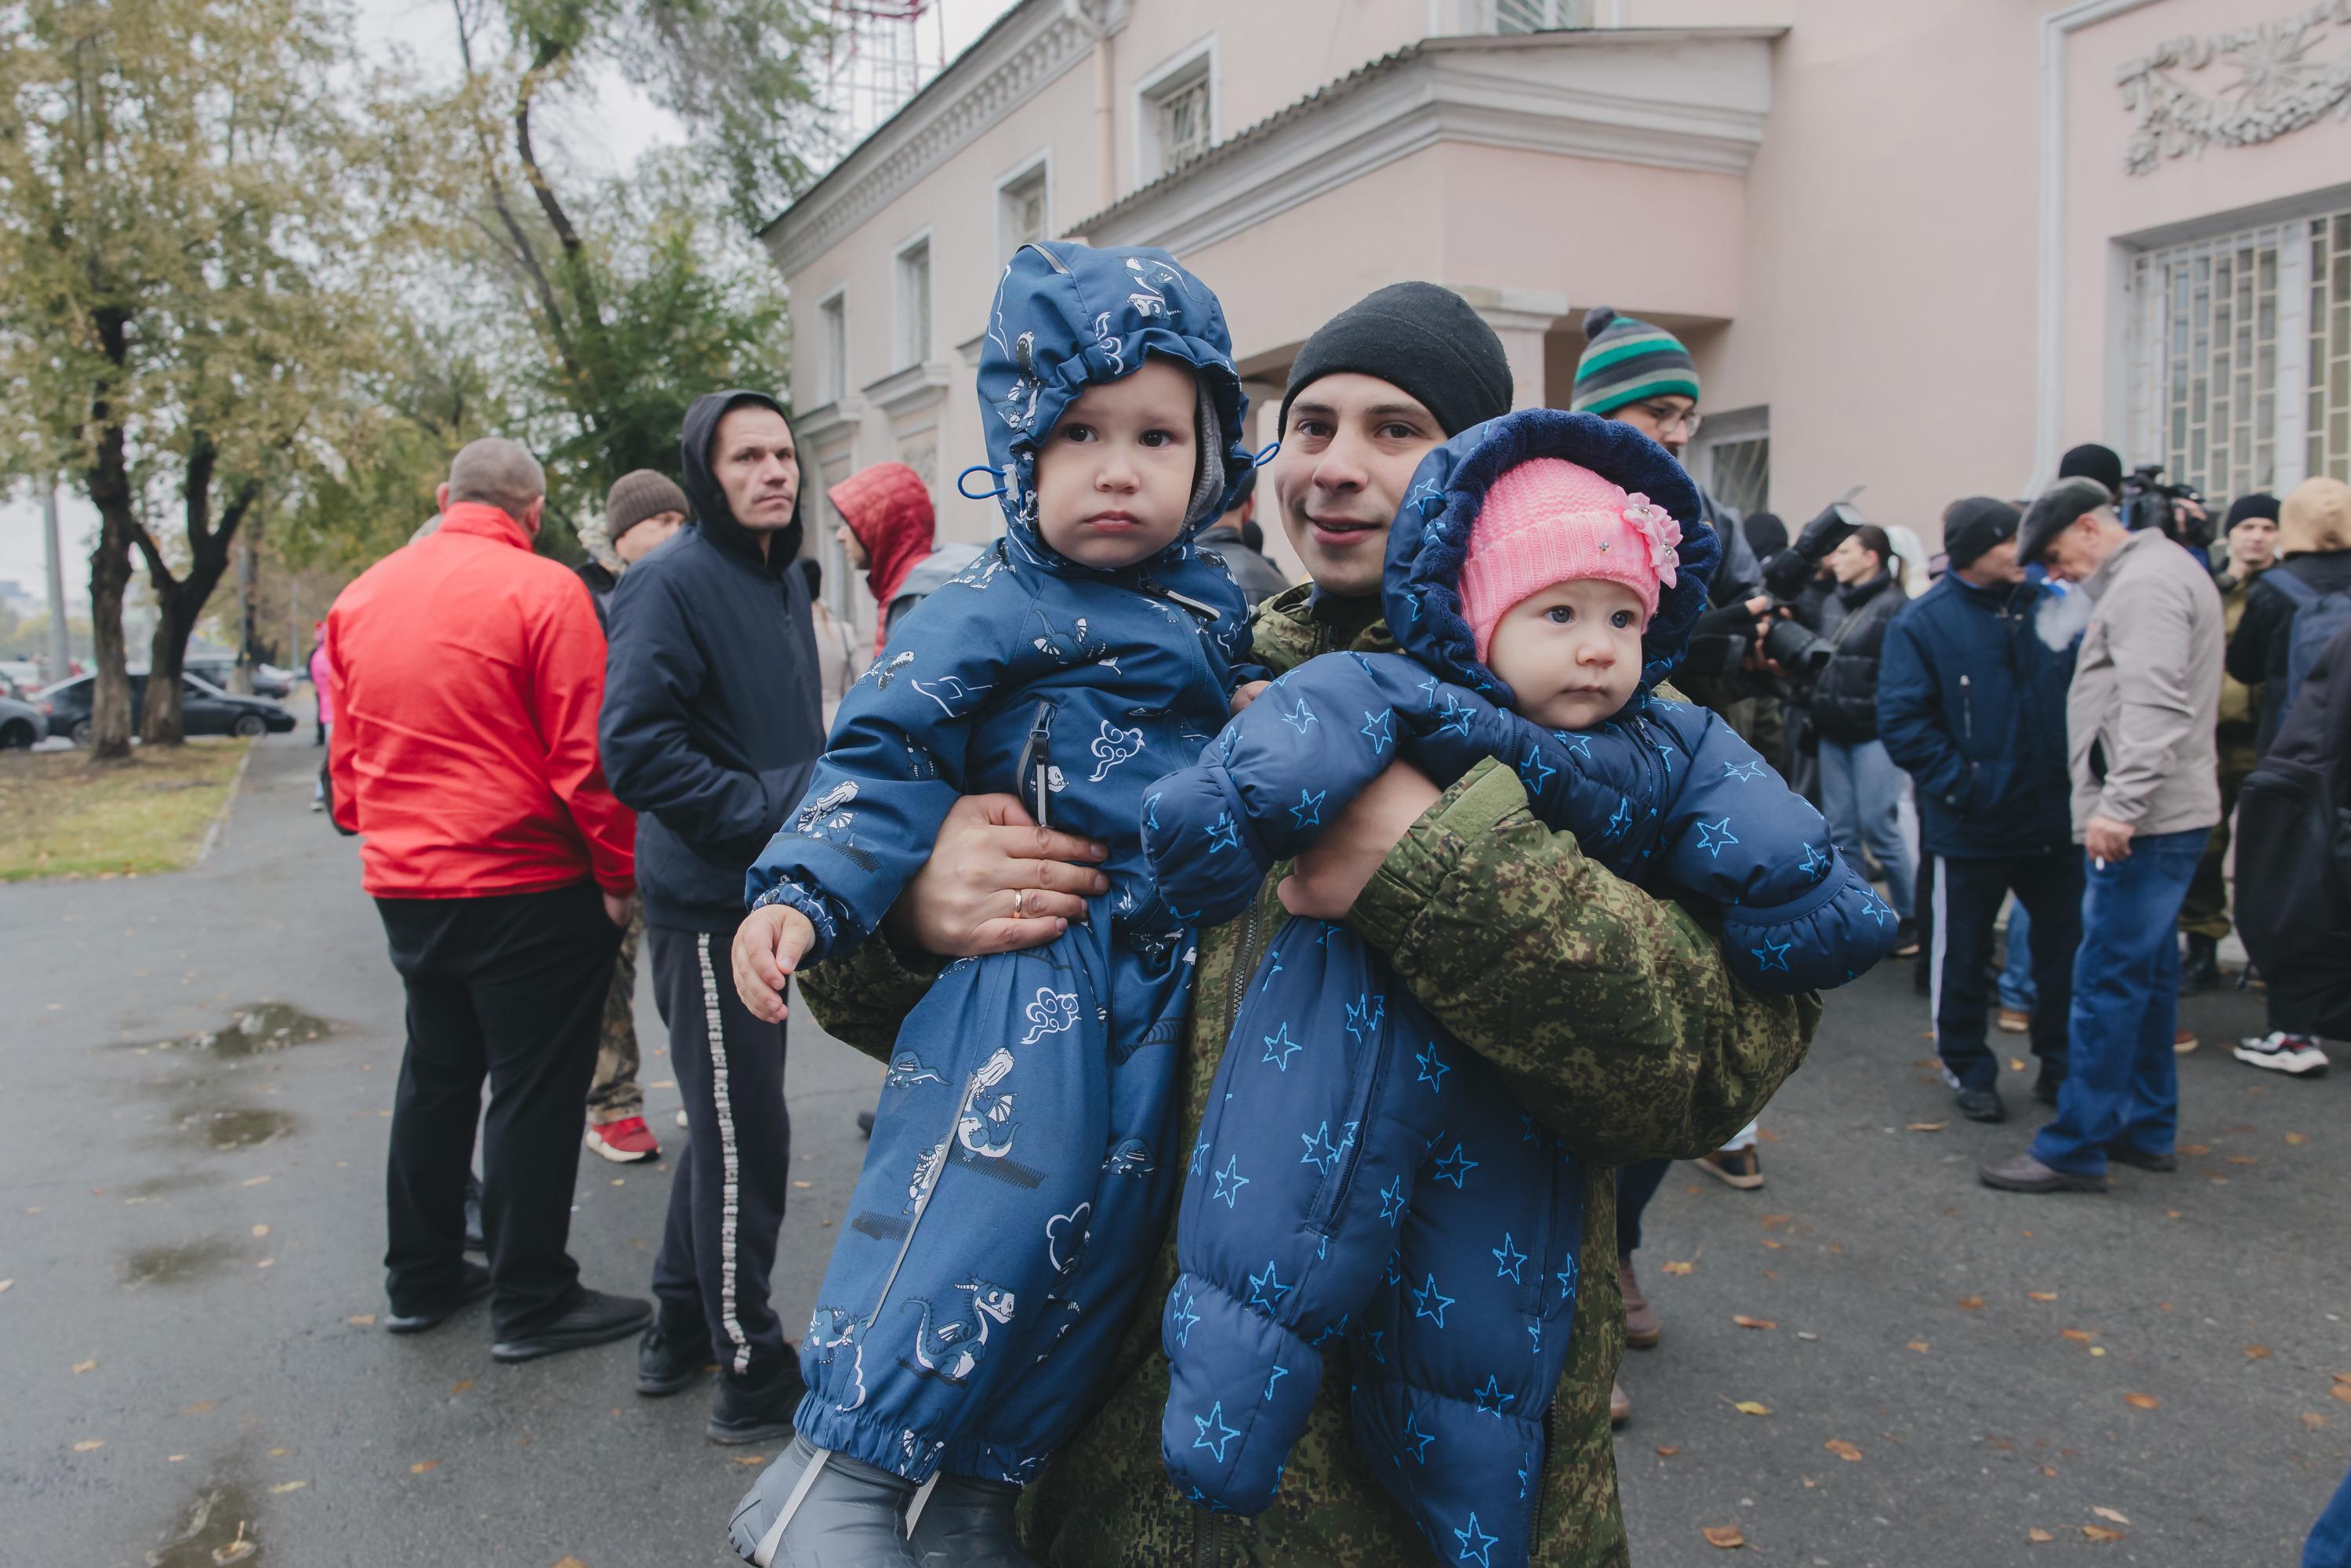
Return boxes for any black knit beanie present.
[1278,282,1514,438]
[2056,442,2124,501]
[1941,495,2022,569]
[2225,492,2279,531]
[1742,510,1788,558]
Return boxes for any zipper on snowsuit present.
[1016,699,1058,829]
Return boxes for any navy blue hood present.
[975,241,1254,578]
[1383,408,1717,701]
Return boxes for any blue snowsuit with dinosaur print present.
[1141,410,1896,1565]
[743,242,1260,1486]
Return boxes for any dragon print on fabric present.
[902,1278,1018,1385]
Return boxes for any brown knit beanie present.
[606,470,690,539]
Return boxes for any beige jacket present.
[2068,528,2225,839]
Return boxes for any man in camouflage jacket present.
[787,286,1817,1566]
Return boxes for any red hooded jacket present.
[325,503,634,899]
[829,462,936,657]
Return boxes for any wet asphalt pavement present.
[4,733,2346,1567]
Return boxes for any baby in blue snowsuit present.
[1144,410,1897,1566]
[728,243,1262,1568]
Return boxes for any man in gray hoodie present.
[1980,477,2222,1194]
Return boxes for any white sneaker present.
[677,1107,690,1131]
[2232,1032,2330,1076]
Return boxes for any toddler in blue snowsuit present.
[727,243,1263,1568]
[1143,409,1897,1566]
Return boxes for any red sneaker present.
[586,1116,660,1163]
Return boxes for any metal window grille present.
[1156,74,1211,173]
[1496,0,1594,33]
[1707,437,1772,520]
[2130,204,2351,510]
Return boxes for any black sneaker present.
[1892,919,1921,959]
[2104,1142,2177,1172]
[384,1259,492,1334]
[490,1288,653,1364]
[1954,1085,2006,1123]
[638,1319,716,1397]
[2179,934,2220,994]
[707,1348,807,1446]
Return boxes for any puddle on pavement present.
[178,1107,298,1150]
[134,1004,337,1058]
[123,1239,234,1287]
[146,1478,265,1566]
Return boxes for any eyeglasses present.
[1630,400,1702,437]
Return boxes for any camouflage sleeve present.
[1345,757,1820,1167]
[795,938,941,1067]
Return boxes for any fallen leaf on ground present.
[0,1279,12,1292]
[212,1536,256,1566]
[1756,1127,1782,1143]
[1907,1341,1930,1352]
[1655,1445,1680,1457]
[72,1439,104,1452]
[2225,1155,2258,1165]
[72,1359,96,1374]
[2123,1392,2160,1410]
[2010,1058,2028,1073]
[1905,1122,1945,1132]
[2285,1132,2308,1145]
[1731,1400,1772,1417]
[2180,1143,2211,1156]
[793,1181,812,1189]
[648,1080,676,1089]
[451,1380,474,1394]
[241,1174,270,1186]
[2165,1209,2182,1219]
[1700,1525,1746,1548]
[180,1401,219,1415]
[2090,1346,2107,1356]
[2081,1524,2125,1543]
[2028,1291,2058,1302]
[1732,1316,1776,1330]
[1660,1260,1695,1276]
[346,1315,375,1327]
[252,1225,270,1237]
[1761,1239,1785,1250]
[1759,1214,1794,1229]
[551,1559,590,1568]
[1958,1296,1985,1310]
[2028,1527,2054,1542]
[410,1460,440,1474]
[268,1480,307,1494]
[256,1258,273,1269]
[2062,1328,2096,1342]
[2092,1507,2130,1524]
[1824,1439,1863,1461]
[2331,1379,2351,1406]
[1797,1330,1819,1341]
[2247,1345,2273,1360]
[2303,1413,2328,1430]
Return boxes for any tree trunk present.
[83,423,138,764]
[141,586,193,746]
[136,452,255,747]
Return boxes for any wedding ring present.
[1013,888,1028,920]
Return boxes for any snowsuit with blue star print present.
[1143,410,1898,1565]
[742,241,1262,1488]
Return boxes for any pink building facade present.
[764,0,2351,633]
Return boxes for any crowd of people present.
[308,245,2351,1566]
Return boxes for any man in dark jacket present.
[600,391,822,1443]
[1195,470,1293,607]
[1880,499,2082,1120]
[1802,524,1918,954]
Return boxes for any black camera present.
[1762,612,1834,681]
[2120,462,2210,550]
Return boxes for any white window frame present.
[1687,405,1770,518]
[995,150,1053,263]
[2121,191,2351,506]
[1134,35,1217,187]
[816,287,848,405]
[893,230,934,370]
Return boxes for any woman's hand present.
[1279,761,1442,920]
[883,793,1112,958]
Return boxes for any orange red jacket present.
[326,503,634,899]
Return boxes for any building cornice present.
[793,395,867,445]
[864,361,960,419]
[1075,29,1781,258]
[763,0,1096,280]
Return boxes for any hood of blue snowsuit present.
[977,241,1255,581]
[1381,408,1720,699]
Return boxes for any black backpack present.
[2233,621,2351,1038]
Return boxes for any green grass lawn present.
[0,739,251,881]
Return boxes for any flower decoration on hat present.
[1623,495,1682,590]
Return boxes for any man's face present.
[1826,534,1881,586]
[1272,374,1446,599]
[711,406,800,535]
[2229,514,2277,572]
[615,510,684,565]
[1957,536,2025,586]
[834,521,869,571]
[2038,514,2113,583]
[1608,396,1701,457]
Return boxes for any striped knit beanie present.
[1569,307,1700,417]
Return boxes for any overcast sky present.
[2,0,1017,618]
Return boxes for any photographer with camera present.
[2061,441,2212,553]
[1879,499,2082,1121]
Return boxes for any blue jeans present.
[2309,1462,2351,1567]
[1818,738,1917,918]
[2030,829,2207,1174]
[1999,899,2037,1012]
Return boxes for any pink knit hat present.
[1457,457,1683,663]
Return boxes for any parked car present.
[38,673,297,746]
[0,691,41,749]
[183,657,294,699]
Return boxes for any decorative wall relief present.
[2117,0,2351,175]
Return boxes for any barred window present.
[1496,0,1595,32]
